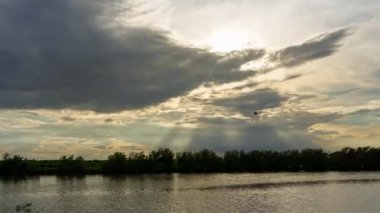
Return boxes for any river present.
[1,172,380,212]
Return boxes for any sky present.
[0,0,380,159]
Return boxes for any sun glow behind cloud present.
[207,29,252,52]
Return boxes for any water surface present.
[1,172,380,212]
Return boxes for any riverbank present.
[1,147,380,176]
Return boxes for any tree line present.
[1,147,380,176]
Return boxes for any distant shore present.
[1,147,380,176]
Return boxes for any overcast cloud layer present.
[0,0,379,159]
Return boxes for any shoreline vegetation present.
[1,147,380,176]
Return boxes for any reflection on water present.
[197,178,380,190]
[1,172,380,212]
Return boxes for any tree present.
[194,149,223,172]
[224,151,247,172]
[103,152,128,174]
[149,148,174,173]
[127,151,148,173]
[0,153,27,175]
[176,151,196,172]
[300,149,327,171]
[57,155,85,174]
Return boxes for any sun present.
[208,29,249,52]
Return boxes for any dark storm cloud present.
[269,28,352,67]
[0,0,351,112]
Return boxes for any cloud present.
[180,89,344,152]
[309,123,380,150]
[269,28,352,67]
[0,0,351,112]
[104,118,114,123]
[61,116,76,122]
[284,73,303,81]
[29,137,148,159]
[186,115,320,152]
[0,0,265,112]
[212,88,287,116]
[170,90,342,152]
[244,28,353,72]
